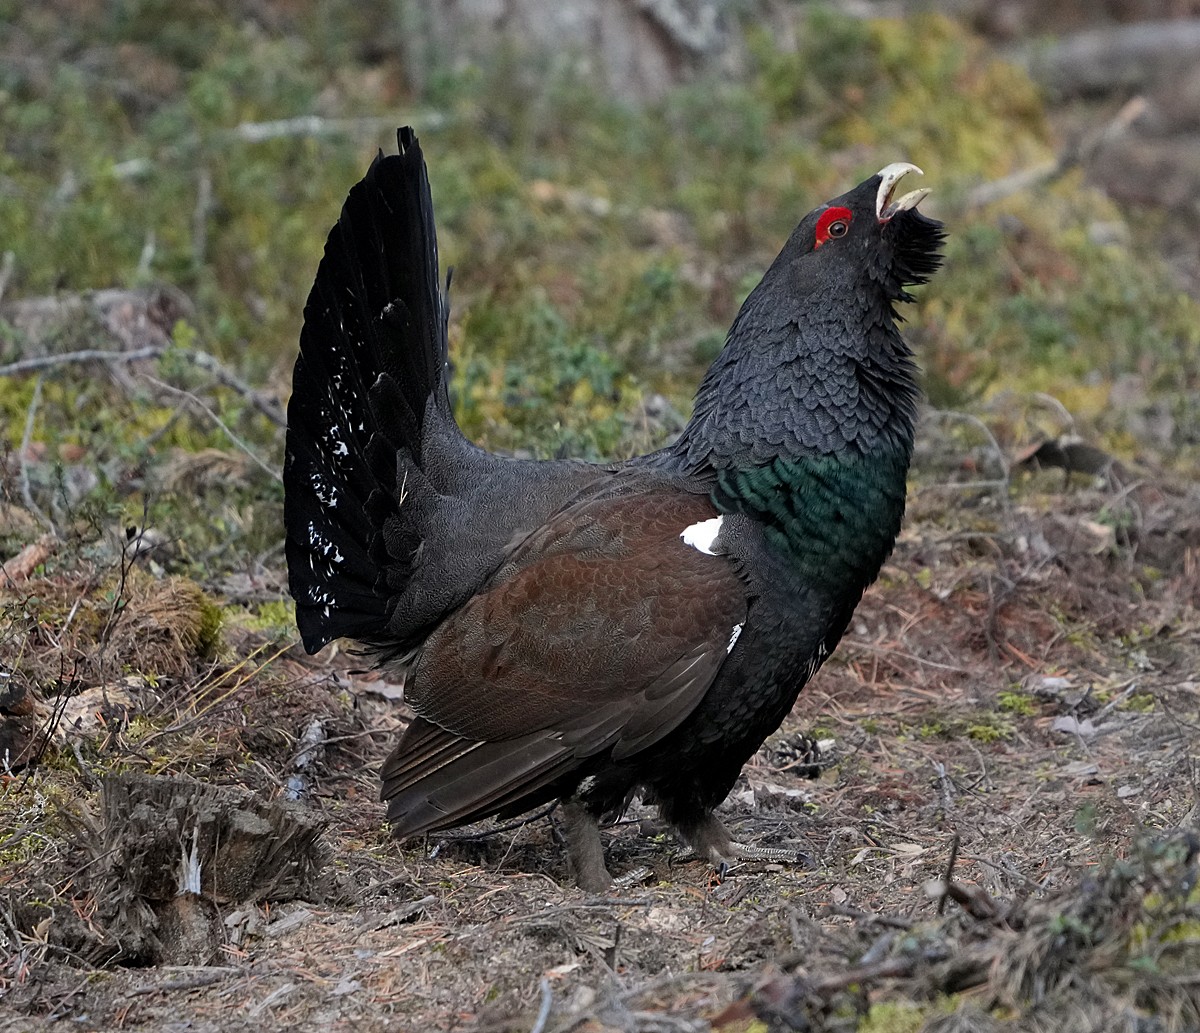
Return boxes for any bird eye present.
[814,206,853,249]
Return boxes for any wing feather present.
[381,488,748,836]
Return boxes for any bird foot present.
[678,814,809,874]
[561,800,614,892]
[612,865,653,890]
[725,841,808,864]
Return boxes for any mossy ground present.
[2,4,1199,1032]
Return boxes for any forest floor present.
[3,3,1200,1030]
[3,431,1199,1032]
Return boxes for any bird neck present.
[677,281,919,461]
[672,301,918,586]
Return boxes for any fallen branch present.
[1019,20,1200,98]
[0,346,165,377]
[964,97,1148,211]
[1,533,58,585]
[226,113,444,143]
[137,373,281,481]
[128,968,237,996]
[0,344,286,429]
[183,348,285,428]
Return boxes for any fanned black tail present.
[284,128,453,654]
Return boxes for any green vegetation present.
[997,690,1037,716]
[2,10,1199,1031]
[3,4,1197,483]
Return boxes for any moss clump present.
[859,1001,930,1033]
[966,716,1014,743]
[997,691,1037,716]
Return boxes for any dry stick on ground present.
[936,832,961,916]
[964,96,1149,210]
[176,349,285,428]
[0,345,286,428]
[127,968,240,997]
[0,346,163,377]
[0,339,284,490]
[18,375,55,534]
[0,250,15,305]
[225,113,444,143]
[138,373,282,483]
[530,977,553,1033]
[0,533,58,584]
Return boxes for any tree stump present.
[91,773,330,964]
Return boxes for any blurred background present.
[1,0,1198,568]
[4,9,1200,1023]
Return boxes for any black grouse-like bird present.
[285,128,944,890]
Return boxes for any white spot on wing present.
[804,641,830,681]
[727,623,743,654]
[680,516,723,556]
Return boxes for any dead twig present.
[181,349,285,428]
[0,346,165,377]
[964,96,1149,210]
[0,344,285,428]
[0,250,15,306]
[137,373,281,482]
[225,114,442,143]
[128,968,238,996]
[937,832,961,916]
[18,375,54,534]
[530,977,553,1033]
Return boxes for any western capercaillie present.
[285,128,944,890]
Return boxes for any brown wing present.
[382,489,747,836]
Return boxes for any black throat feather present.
[670,207,945,582]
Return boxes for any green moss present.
[998,691,1037,716]
[966,716,1014,743]
[859,1001,930,1033]
[1122,692,1156,713]
[195,591,224,658]
[240,599,298,638]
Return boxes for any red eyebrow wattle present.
[815,206,853,248]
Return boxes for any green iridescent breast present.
[713,448,910,584]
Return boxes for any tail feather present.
[383,718,576,838]
[285,128,451,653]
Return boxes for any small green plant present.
[966,715,1014,743]
[998,691,1037,716]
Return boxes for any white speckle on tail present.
[680,516,723,555]
[311,471,339,509]
[727,623,743,654]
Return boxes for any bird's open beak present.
[876,163,929,222]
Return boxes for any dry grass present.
[1,446,1199,1032]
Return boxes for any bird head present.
[681,162,946,465]
[766,162,945,310]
